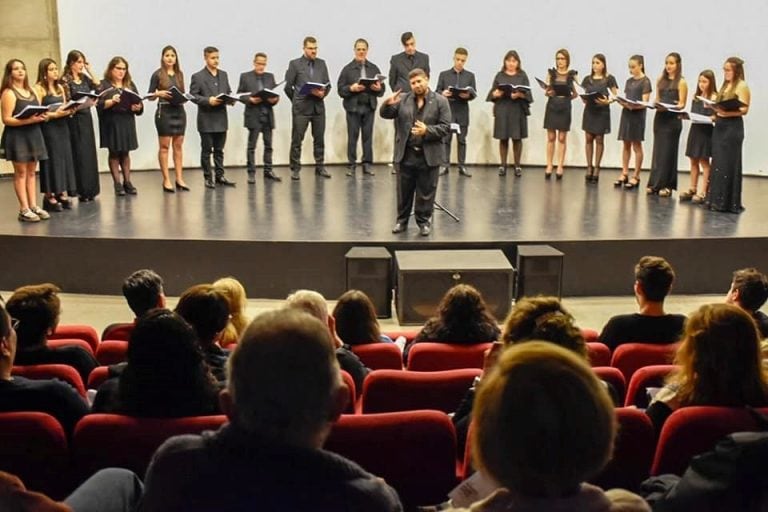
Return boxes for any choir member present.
[615,55,652,190]
[680,70,717,204]
[543,49,578,179]
[581,54,618,183]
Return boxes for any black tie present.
[308,61,314,79]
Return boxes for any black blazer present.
[190,68,231,133]
[388,51,430,92]
[284,56,331,116]
[379,89,451,167]
[236,70,277,130]
[435,68,477,126]
[337,59,385,112]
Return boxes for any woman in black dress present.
[0,59,50,222]
[543,49,577,179]
[647,53,688,197]
[581,54,618,183]
[487,50,532,177]
[61,50,101,202]
[616,55,652,190]
[148,45,189,193]
[97,56,144,196]
[34,58,77,213]
[708,57,750,213]
[680,70,717,204]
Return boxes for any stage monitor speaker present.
[345,247,392,318]
[515,245,564,299]
[395,250,514,325]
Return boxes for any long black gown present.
[648,77,683,192]
[64,76,101,200]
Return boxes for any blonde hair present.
[285,289,329,324]
[213,277,249,346]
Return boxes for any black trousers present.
[397,152,438,225]
[444,124,468,165]
[290,112,325,171]
[346,108,374,165]
[200,131,227,180]
[246,125,273,174]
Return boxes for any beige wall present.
[0,0,60,174]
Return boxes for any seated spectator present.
[213,277,250,347]
[332,289,393,346]
[285,290,369,391]
[446,342,650,511]
[0,300,88,437]
[599,256,686,351]
[725,267,768,340]
[102,269,166,341]
[646,303,768,434]
[175,284,231,384]
[405,284,500,361]
[92,309,219,417]
[6,284,97,383]
[138,309,401,511]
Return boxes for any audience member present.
[646,303,768,434]
[599,256,686,351]
[0,299,88,436]
[175,284,231,384]
[92,309,220,417]
[6,284,97,383]
[103,269,166,341]
[446,342,649,511]
[725,267,768,339]
[212,276,250,347]
[332,289,392,346]
[138,309,402,511]
[285,289,370,390]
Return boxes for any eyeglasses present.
[114,66,127,71]
[10,318,19,331]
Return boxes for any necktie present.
[308,61,314,79]
[455,71,460,87]
[360,63,367,79]
[256,76,263,92]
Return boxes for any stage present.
[0,165,764,300]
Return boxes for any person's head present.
[401,32,416,55]
[434,284,497,330]
[695,69,717,98]
[727,268,768,313]
[160,45,179,72]
[473,342,615,498]
[634,256,675,303]
[629,54,645,76]
[408,68,429,96]
[672,303,768,407]
[591,53,607,78]
[175,284,230,347]
[213,277,249,342]
[1,59,29,93]
[36,58,59,88]
[501,50,521,73]
[723,56,745,85]
[203,46,219,70]
[332,290,381,346]
[252,52,267,73]
[5,284,61,350]
[221,309,347,448]
[104,56,131,86]
[663,52,682,81]
[501,296,587,359]
[122,269,165,318]
[453,47,468,72]
[555,48,570,71]
[285,289,339,346]
[0,301,18,378]
[64,50,86,78]
[353,38,368,62]
[303,36,318,60]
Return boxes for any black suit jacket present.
[435,68,477,126]
[337,59,385,112]
[284,56,331,116]
[379,89,451,167]
[388,51,430,92]
[190,68,231,133]
[236,70,277,130]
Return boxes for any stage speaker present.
[395,250,514,325]
[345,247,392,318]
[515,245,564,299]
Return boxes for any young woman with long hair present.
[615,55,652,190]
[542,48,578,179]
[581,53,618,183]
[680,70,717,204]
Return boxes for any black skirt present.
[618,108,647,142]
[154,103,186,136]
[685,124,713,159]
[99,110,138,152]
[543,96,572,131]
[40,117,77,194]
[647,112,682,191]
[708,117,744,213]
[68,110,101,198]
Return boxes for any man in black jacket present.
[436,47,476,177]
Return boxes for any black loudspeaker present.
[345,247,392,318]
[395,250,514,325]
[515,245,564,299]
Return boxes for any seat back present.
[581,328,600,344]
[593,366,626,405]
[382,330,420,343]
[87,366,112,390]
[611,342,679,382]
[50,324,100,353]
[95,340,129,365]
[12,364,87,398]
[350,343,403,370]
[326,411,457,510]
[101,322,134,342]
[46,338,94,356]
[340,370,356,414]
[591,407,655,491]
[625,365,678,408]
[407,342,492,371]
[587,342,611,367]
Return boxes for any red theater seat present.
[95,340,129,365]
[593,366,626,405]
[12,364,87,398]
[581,328,600,344]
[611,342,679,382]
[625,365,677,408]
[46,338,94,356]
[101,322,134,342]
[587,342,611,367]
[407,342,492,371]
[350,343,403,370]
[87,366,111,389]
[591,407,655,491]
[50,324,100,353]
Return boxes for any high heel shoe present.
[175,182,190,191]
[585,167,593,183]
[625,177,641,190]
[163,184,175,194]
[613,174,628,187]
[545,170,553,180]
[555,170,564,181]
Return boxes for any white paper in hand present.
[448,471,500,508]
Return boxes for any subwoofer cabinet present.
[345,247,392,318]
[515,244,564,299]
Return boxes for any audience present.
[405,284,500,361]
[138,309,402,511]
[175,284,231,384]
[92,309,220,417]
[725,267,768,340]
[646,303,768,434]
[102,269,166,341]
[599,256,686,351]
[285,290,369,390]
[447,342,650,511]
[332,289,393,346]
[0,299,88,436]
[212,276,250,347]
[6,284,97,383]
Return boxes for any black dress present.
[543,69,576,131]
[97,81,142,152]
[2,88,48,162]
[648,78,683,191]
[39,90,77,195]
[64,76,101,199]
[486,71,532,140]
[618,76,652,142]
[709,88,746,213]
[581,74,618,135]
[148,71,187,136]
[685,98,714,158]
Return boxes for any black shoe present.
[362,164,375,176]
[315,167,331,178]
[458,166,472,177]
[391,167,397,175]
[43,197,63,212]
[391,222,408,234]
[114,182,126,196]
[175,182,190,191]
[439,166,449,176]
[346,166,355,177]
[556,172,563,181]
[545,171,552,180]
[514,167,522,177]
[291,170,300,181]
[498,166,507,176]
[124,182,138,195]
[247,174,256,184]
[58,196,73,210]
[204,179,216,189]
[215,177,236,187]
[163,185,175,193]
[419,224,431,236]
[264,170,282,182]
